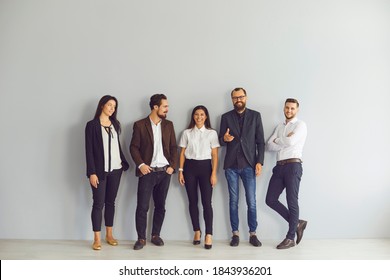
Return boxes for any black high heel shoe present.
[204,234,212,249]
[193,231,201,245]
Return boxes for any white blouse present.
[101,125,122,172]
[179,126,220,160]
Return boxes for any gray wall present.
[1,0,389,241]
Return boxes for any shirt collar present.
[284,117,298,125]
[149,117,162,126]
[194,125,206,132]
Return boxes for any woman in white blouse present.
[85,95,129,250]
[178,105,220,249]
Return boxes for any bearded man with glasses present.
[219,87,265,247]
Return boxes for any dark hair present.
[93,95,121,134]
[231,87,247,97]
[149,94,167,110]
[187,105,212,129]
[285,98,300,107]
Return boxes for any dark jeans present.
[135,171,171,240]
[183,159,213,235]
[266,162,303,240]
[91,168,123,232]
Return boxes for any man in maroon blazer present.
[130,94,178,250]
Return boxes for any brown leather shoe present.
[249,235,262,247]
[296,220,307,245]
[276,238,295,249]
[133,239,146,250]
[151,235,164,246]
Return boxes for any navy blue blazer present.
[85,118,129,180]
[219,108,265,170]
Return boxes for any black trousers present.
[266,162,303,240]
[91,168,123,232]
[183,159,213,235]
[135,171,171,240]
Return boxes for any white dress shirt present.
[179,126,220,160]
[150,118,169,168]
[267,117,307,161]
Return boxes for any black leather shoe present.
[133,239,146,250]
[276,238,295,249]
[151,235,164,246]
[249,235,262,247]
[230,235,240,247]
[296,220,307,245]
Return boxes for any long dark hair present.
[187,105,212,129]
[93,95,121,134]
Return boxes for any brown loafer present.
[276,238,295,249]
[296,220,308,245]
[133,239,146,250]
[151,235,164,246]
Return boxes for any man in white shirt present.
[266,98,308,249]
[130,94,177,250]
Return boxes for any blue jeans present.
[225,167,258,233]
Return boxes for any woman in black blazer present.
[85,95,129,250]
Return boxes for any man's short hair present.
[149,94,167,110]
[285,98,299,107]
[231,87,247,97]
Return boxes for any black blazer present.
[219,108,265,170]
[85,118,129,180]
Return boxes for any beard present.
[284,113,295,120]
[234,101,246,111]
[158,112,167,119]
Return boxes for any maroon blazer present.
[130,117,178,177]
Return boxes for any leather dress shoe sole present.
[276,238,295,249]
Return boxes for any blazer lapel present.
[144,117,154,146]
[161,119,167,147]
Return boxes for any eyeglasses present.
[232,95,246,101]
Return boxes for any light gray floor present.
[1,239,389,260]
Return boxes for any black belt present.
[277,158,302,165]
[151,166,168,172]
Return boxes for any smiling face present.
[284,102,299,121]
[101,99,116,117]
[231,89,247,112]
[193,109,207,128]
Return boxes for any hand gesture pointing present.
[224,128,235,142]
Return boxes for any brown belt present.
[277,158,302,165]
